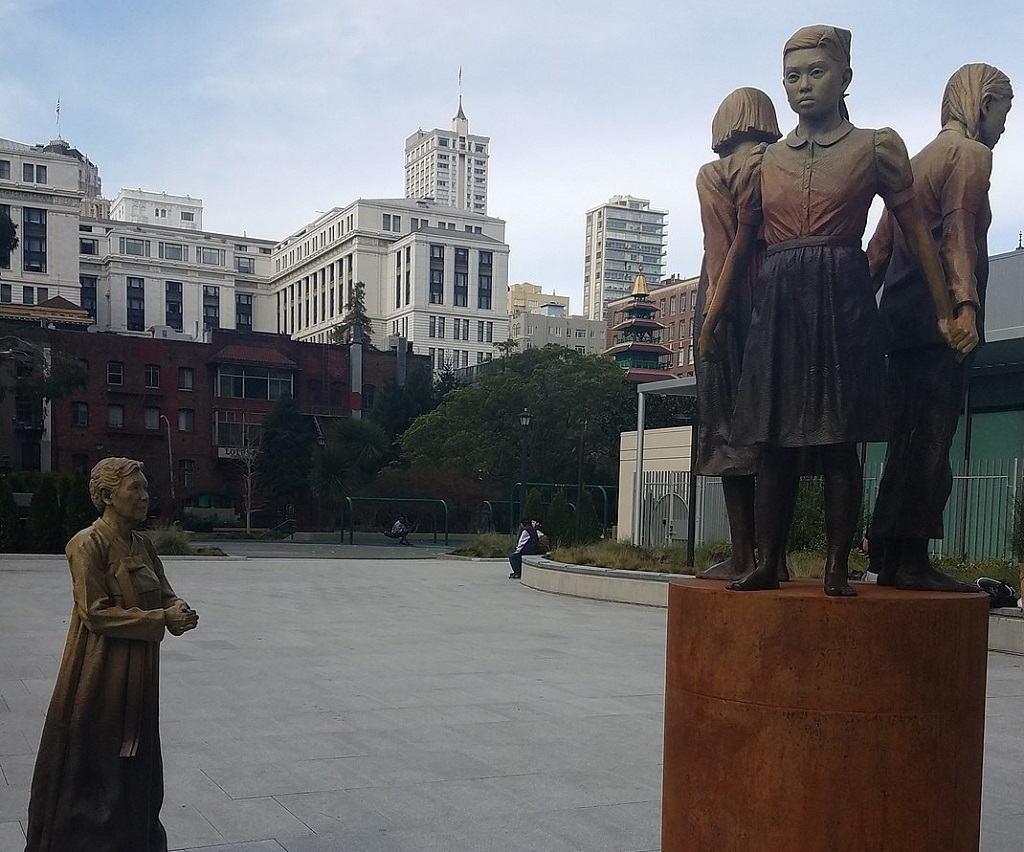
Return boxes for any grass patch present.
[550,540,690,573]
[451,532,517,558]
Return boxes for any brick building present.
[44,327,426,523]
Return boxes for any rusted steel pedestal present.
[662,580,989,852]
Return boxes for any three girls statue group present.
[695,25,1012,596]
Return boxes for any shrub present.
[145,524,196,556]
[546,489,574,545]
[933,554,1017,588]
[174,512,218,533]
[451,533,517,558]
[788,478,826,552]
[26,476,64,553]
[61,473,96,543]
[0,477,21,552]
[695,540,732,569]
[1010,485,1024,563]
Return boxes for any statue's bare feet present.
[698,557,750,581]
[894,566,980,593]
[727,566,780,591]
[824,561,857,597]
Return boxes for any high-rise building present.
[111,189,203,231]
[404,99,489,214]
[270,198,509,370]
[583,195,667,320]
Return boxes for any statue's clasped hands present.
[938,303,979,359]
[165,600,199,636]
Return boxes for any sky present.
[1,0,1022,313]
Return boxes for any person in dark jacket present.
[508,517,545,579]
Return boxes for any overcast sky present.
[1,0,1021,312]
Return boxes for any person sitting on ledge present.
[508,516,546,579]
[384,515,412,545]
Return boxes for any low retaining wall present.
[522,557,1024,654]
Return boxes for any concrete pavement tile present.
[0,732,31,758]
[171,841,287,852]
[273,788,394,834]
[0,820,25,852]
[162,802,226,849]
[192,795,314,844]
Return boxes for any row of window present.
[427,316,494,342]
[426,348,492,369]
[0,283,48,305]
[105,362,196,390]
[72,402,195,433]
[115,237,236,267]
[0,160,47,184]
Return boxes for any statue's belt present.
[766,235,862,255]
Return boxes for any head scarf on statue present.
[941,63,1013,141]
[783,25,853,121]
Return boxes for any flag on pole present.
[55,96,60,121]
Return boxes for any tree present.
[225,422,262,533]
[330,281,374,346]
[0,208,18,268]
[26,475,63,553]
[256,397,314,519]
[369,365,437,442]
[0,477,21,552]
[0,330,88,403]
[60,473,96,543]
[546,489,574,545]
[494,338,519,360]
[401,347,638,489]
[311,417,391,528]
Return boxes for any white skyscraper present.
[582,195,668,320]
[404,99,489,214]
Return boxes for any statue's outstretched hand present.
[166,600,199,636]
[938,304,979,358]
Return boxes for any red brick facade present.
[45,328,425,522]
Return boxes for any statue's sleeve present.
[937,138,992,310]
[68,530,167,641]
[697,162,739,296]
[142,534,179,607]
[874,128,916,210]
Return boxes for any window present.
[235,255,255,274]
[436,316,446,339]
[124,277,145,331]
[203,285,220,330]
[180,211,195,222]
[22,163,33,182]
[197,246,225,265]
[33,164,47,184]
[178,409,195,432]
[119,237,150,257]
[80,238,99,255]
[107,405,124,429]
[22,286,34,305]
[216,365,293,400]
[429,269,444,304]
[454,272,468,307]
[0,160,9,179]
[429,316,437,338]
[144,364,160,388]
[236,293,253,331]
[165,281,183,331]
[179,458,195,487]
[72,402,88,427]
[144,407,160,430]
[178,366,194,391]
[159,242,186,261]
[478,274,492,310]
[382,213,391,230]
[0,283,9,303]
[23,208,46,272]
[107,361,123,385]
[430,244,444,260]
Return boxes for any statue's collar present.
[785,119,855,149]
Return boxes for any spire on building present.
[630,264,650,298]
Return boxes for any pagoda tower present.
[605,266,672,382]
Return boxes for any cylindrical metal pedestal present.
[662,580,989,852]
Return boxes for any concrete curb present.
[522,557,1024,653]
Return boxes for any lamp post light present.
[518,407,532,520]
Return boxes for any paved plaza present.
[0,547,1021,851]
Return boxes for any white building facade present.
[271,198,509,369]
[583,195,668,320]
[509,303,606,355]
[404,100,489,214]
[110,189,203,231]
[79,215,275,338]
[0,137,85,308]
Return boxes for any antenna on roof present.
[1018,231,1023,251]
[55,95,62,140]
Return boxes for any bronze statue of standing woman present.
[25,458,198,852]
[701,25,972,596]
[867,64,1012,591]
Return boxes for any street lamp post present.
[160,414,175,515]
[518,407,532,522]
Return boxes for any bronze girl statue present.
[694,87,782,581]
[700,25,973,596]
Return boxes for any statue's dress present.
[732,122,915,447]
[694,147,765,475]
[25,518,176,852]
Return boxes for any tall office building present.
[404,99,489,214]
[583,195,667,320]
